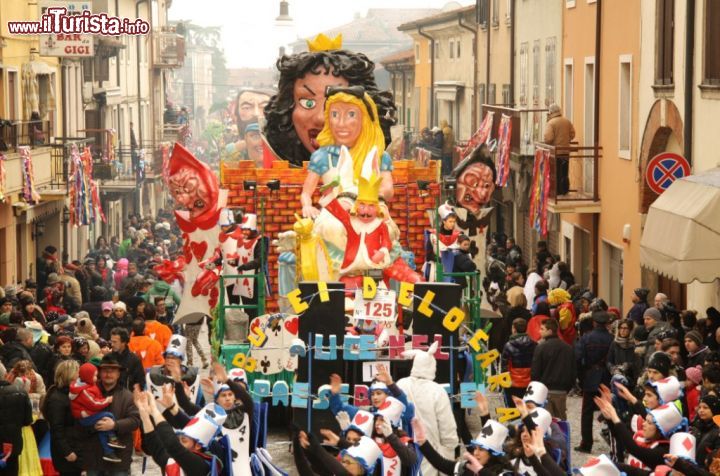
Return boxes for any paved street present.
[132,323,607,474]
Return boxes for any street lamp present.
[62,206,70,225]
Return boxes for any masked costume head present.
[451,145,497,216]
[167,143,220,228]
[264,35,396,166]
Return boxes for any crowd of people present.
[0,210,245,475]
[1,205,720,475]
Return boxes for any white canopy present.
[640,167,720,283]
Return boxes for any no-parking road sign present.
[645,152,690,195]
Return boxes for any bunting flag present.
[415,147,432,167]
[69,145,105,226]
[529,146,551,236]
[460,111,495,159]
[161,142,171,184]
[0,153,6,202]
[19,146,41,204]
[495,114,512,187]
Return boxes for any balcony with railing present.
[534,142,602,214]
[0,119,53,151]
[153,27,185,69]
[480,104,548,157]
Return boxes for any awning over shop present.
[640,167,720,283]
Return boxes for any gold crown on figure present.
[357,174,382,204]
[307,33,343,52]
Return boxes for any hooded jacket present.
[396,342,458,476]
[143,280,181,306]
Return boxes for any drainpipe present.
[136,0,147,146]
[418,26,435,127]
[135,0,148,216]
[591,0,602,295]
[684,0,695,166]
[115,0,121,92]
[401,68,407,127]
[485,0,491,106]
[458,13,478,131]
[509,0,515,104]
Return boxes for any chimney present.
[276,1,292,22]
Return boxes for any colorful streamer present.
[19,146,41,204]
[69,145,105,226]
[528,146,551,236]
[495,114,512,187]
[460,111,495,159]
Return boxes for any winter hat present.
[46,273,60,285]
[101,301,114,312]
[470,420,508,456]
[345,410,374,437]
[113,301,127,312]
[340,436,382,472]
[523,381,548,407]
[213,381,232,400]
[164,335,187,363]
[572,454,623,475]
[527,407,553,436]
[634,288,650,301]
[669,432,696,464]
[648,402,687,438]
[644,307,662,322]
[375,396,406,428]
[645,376,682,405]
[180,404,227,448]
[78,362,98,384]
[73,311,90,321]
[685,330,704,348]
[647,352,672,377]
[401,341,438,380]
[701,395,720,416]
[369,381,392,395]
[228,368,247,385]
[685,366,703,386]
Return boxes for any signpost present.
[646,152,690,195]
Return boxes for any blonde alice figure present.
[300,86,394,219]
[298,87,396,276]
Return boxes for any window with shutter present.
[655,0,674,86]
[704,0,720,84]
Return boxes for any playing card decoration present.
[470,420,508,456]
[523,381,548,407]
[248,313,299,375]
[575,454,623,476]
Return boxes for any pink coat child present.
[69,363,126,461]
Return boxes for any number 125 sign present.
[353,289,397,322]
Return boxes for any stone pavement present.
[132,322,607,474]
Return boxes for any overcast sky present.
[168,0,474,69]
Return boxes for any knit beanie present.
[701,394,720,416]
[644,307,663,322]
[685,330,704,348]
[685,366,703,386]
[648,352,672,377]
[78,362,98,384]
